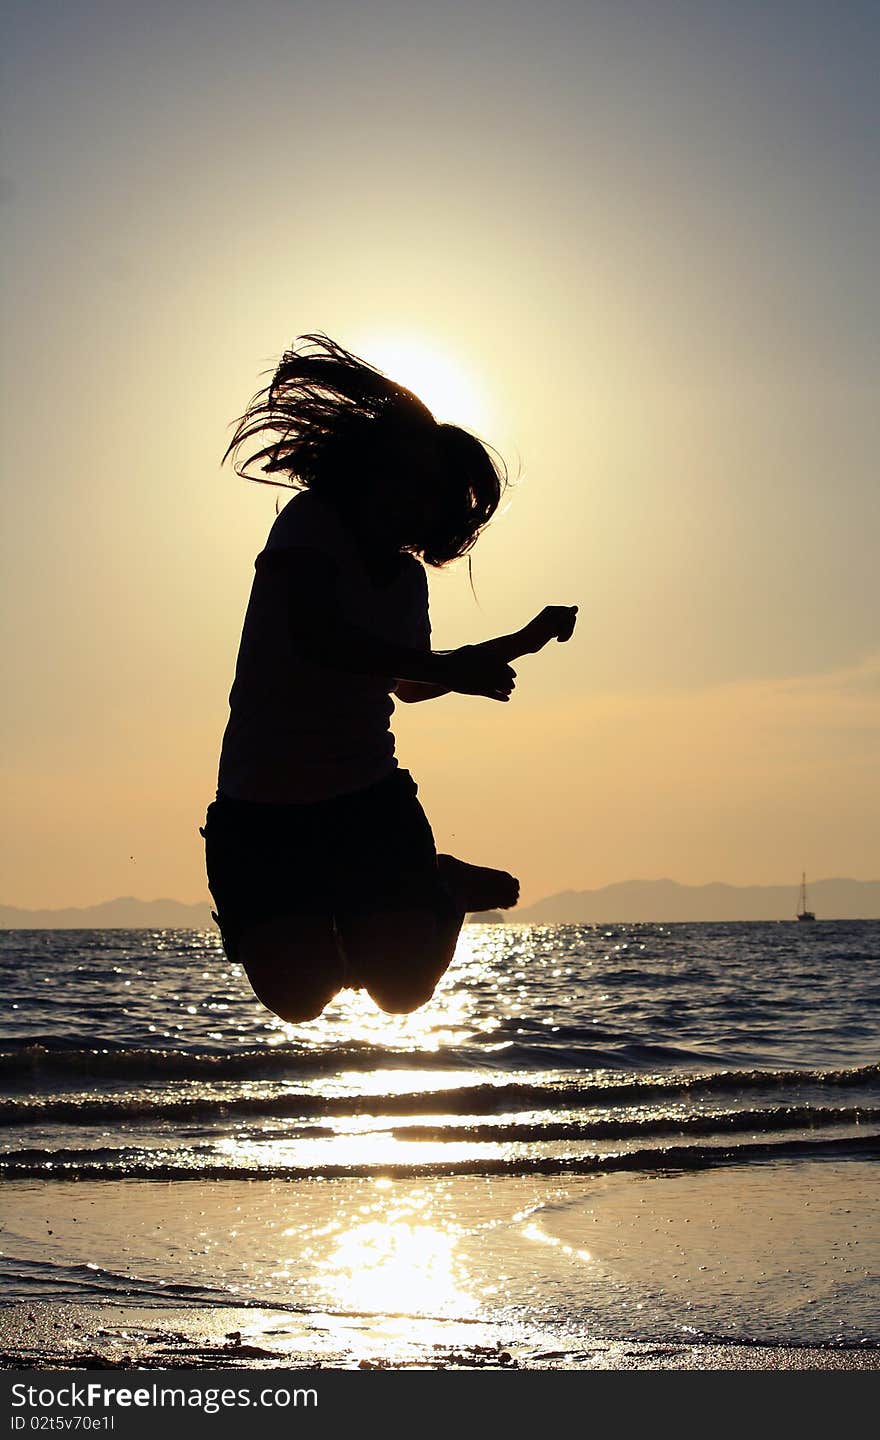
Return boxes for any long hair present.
[222,333,506,566]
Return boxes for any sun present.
[353,332,495,437]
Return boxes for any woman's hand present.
[438,646,517,702]
[517,605,578,655]
[424,607,577,700]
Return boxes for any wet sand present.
[3,1161,877,1369]
[1,1302,879,1370]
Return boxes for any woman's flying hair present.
[222,333,436,486]
[222,332,507,565]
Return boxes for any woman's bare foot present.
[437,853,520,912]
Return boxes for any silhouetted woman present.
[202,334,576,1022]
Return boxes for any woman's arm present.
[394,677,451,703]
[395,608,579,702]
[268,547,516,700]
[475,606,579,665]
[396,607,580,701]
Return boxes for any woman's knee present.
[248,971,337,1023]
[237,914,343,1023]
[336,907,455,1014]
[367,976,440,1014]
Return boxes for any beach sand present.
[2,1161,878,1369]
[1,1302,878,1370]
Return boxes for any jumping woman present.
[202,334,577,1023]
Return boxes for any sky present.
[2,0,878,908]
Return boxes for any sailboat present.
[797,871,816,922]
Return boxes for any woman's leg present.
[336,853,518,1014]
[335,902,465,1014]
[323,765,520,1015]
[236,913,345,1024]
[436,853,520,911]
[202,802,345,1024]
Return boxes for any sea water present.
[1,921,878,1348]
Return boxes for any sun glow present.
[314,1215,473,1317]
[354,332,496,437]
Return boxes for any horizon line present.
[3,875,880,913]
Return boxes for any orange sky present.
[2,2,878,907]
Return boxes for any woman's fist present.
[440,646,517,701]
[519,605,578,654]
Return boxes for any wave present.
[0,1254,496,1323]
[1,1131,877,1181]
[1,1031,878,1090]
[390,1105,880,1143]
[2,1076,879,1138]
[0,1038,454,1080]
[2,1063,878,1128]
[0,1254,231,1308]
[0,1036,736,1079]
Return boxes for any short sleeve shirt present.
[217,490,431,803]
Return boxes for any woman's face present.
[359,432,447,553]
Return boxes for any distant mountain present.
[0,897,215,930]
[514,878,880,923]
[2,880,878,929]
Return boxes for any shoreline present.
[4,1162,878,1359]
[2,1304,879,1371]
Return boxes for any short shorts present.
[200,767,447,960]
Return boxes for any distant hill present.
[514,878,880,923]
[0,897,215,930]
[2,880,878,929]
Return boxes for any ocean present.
[1,920,878,1356]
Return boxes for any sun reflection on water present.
[178,928,603,1321]
[259,1179,484,1321]
[214,1130,521,1170]
[262,926,511,1053]
[521,1221,592,1265]
[313,1213,473,1317]
[314,1068,486,1098]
